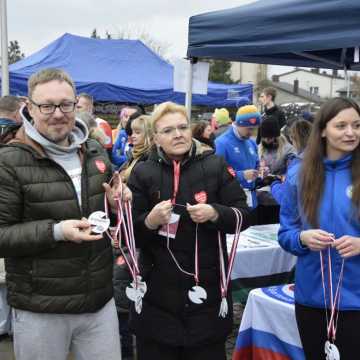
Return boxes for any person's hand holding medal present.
[103,171,132,210]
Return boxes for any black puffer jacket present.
[127,140,250,347]
[0,127,114,314]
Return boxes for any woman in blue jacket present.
[278,97,360,360]
[271,119,312,204]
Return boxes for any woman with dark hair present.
[278,97,360,360]
[191,120,215,148]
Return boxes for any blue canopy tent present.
[187,0,360,71]
[3,33,251,107]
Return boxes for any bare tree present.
[110,25,170,60]
[90,26,170,60]
[8,40,25,64]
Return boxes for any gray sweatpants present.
[12,298,121,360]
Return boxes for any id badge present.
[158,212,180,239]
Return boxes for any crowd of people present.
[0,70,359,360]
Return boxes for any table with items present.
[228,224,297,288]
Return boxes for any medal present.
[325,340,340,360]
[88,211,110,233]
[126,275,147,314]
[104,176,146,314]
[188,285,207,304]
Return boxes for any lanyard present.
[319,248,345,342]
[218,208,242,297]
[104,177,139,282]
[172,160,181,205]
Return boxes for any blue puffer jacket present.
[215,126,259,207]
[278,154,360,309]
[111,129,128,168]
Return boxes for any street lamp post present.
[1,0,9,96]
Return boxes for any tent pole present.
[344,66,350,98]
[185,59,193,121]
[0,0,9,96]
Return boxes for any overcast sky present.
[6,0,289,76]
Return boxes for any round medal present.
[88,211,110,234]
[325,341,340,360]
[188,285,207,304]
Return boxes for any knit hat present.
[213,108,230,126]
[235,105,261,127]
[260,119,280,138]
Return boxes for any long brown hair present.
[301,97,360,226]
[289,119,312,153]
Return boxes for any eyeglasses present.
[30,99,77,115]
[157,123,190,136]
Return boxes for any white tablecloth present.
[228,224,297,282]
[232,285,305,360]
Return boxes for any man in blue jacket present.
[215,105,261,208]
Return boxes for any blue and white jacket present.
[215,125,259,207]
[278,154,360,309]
[111,129,128,168]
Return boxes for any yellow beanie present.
[213,108,230,126]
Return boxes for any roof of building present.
[272,81,325,103]
[276,68,344,80]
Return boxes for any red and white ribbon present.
[104,176,145,313]
[218,207,243,318]
[319,244,345,343]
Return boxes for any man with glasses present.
[0,68,124,360]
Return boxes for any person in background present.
[127,101,251,360]
[191,120,215,149]
[213,108,231,137]
[258,116,296,176]
[76,93,113,153]
[0,68,129,360]
[0,96,22,143]
[258,87,286,130]
[112,106,144,169]
[271,119,312,204]
[120,115,153,182]
[76,111,107,147]
[113,115,153,359]
[215,105,261,208]
[278,97,360,360]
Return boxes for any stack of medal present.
[218,208,243,318]
[104,177,147,314]
[320,234,344,360]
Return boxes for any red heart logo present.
[116,256,126,266]
[227,166,236,177]
[95,160,106,174]
[249,117,257,124]
[194,191,207,204]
